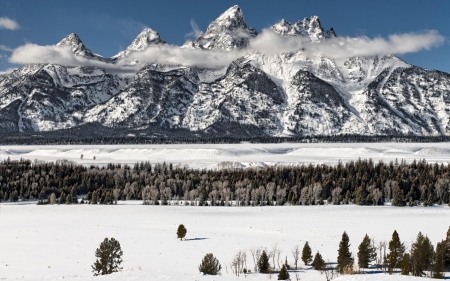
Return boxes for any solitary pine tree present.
[92,238,123,276]
[258,250,270,273]
[312,251,325,270]
[198,253,222,275]
[387,230,405,272]
[302,241,313,265]
[277,264,290,280]
[337,231,354,273]
[357,234,376,268]
[177,224,187,240]
[445,227,450,269]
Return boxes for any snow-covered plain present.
[0,203,448,280]
[1,142,450,169]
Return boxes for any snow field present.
[0,203,448,280]
[1,142,450,169]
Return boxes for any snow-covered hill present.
[0,5,449,138]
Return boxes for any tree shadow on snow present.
[185,238,209,241]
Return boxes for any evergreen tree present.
[311,251,325,270]
[277,264,290,280]
[392,186,406,206]
[445,227,450,269]
[411,232,434,277]
[387,230,405,272]
[198,253,221,275]
[433,241,445,279]
[355,186,367,205]
[337,231,354,273]
[177,224,187,241]
[401,253,411,275]
[258,250,270,273]
[91,238,123,276]
[302,241,313,265]
[357,234,376,268]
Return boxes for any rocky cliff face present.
[1,5,449,138]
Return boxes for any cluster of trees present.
[1,158,449,207]
[201,227,450,279]
[1,134,450,145]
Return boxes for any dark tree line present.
[0,157,449,207]
[1,134,450,145]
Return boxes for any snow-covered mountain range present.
[1,5,449,138]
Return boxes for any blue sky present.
[1,0,449,72]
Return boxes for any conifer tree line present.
[1,134,450,145]
[0,157,450,207]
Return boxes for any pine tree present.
[311,251,325,270]
[302,241,313,265]
[198,253,221,275]
[355,186,367,205]
[401,253,411,275]
[387,230,405,272]
[258,250,270,273]
[411,232,434,277]
[277,264,290,280]
[177,224,187,241]
[91,238,123,276]
[357,234,376,268]
[433,241,445,279]
[337,231,354,273]
[445,227,450,269]
[392,186,406,206]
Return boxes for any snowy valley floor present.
[0,203,448,280]
[1,142,450,169]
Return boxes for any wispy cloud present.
[8,30,445,72]
[0,45,14,52]
[0,68,17,75]
[185,19,203,38]
[0,17,20,30]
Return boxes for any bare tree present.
[292,245,300,270]
[230,250,247,277]
[323,260,336,281]
[250,247,262,273]
[49,193,56,205]
[113,188,120,204]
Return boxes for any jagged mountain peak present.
[112,27,165,62]
[271,15,336,41]
[57,33,92,56]
[57,33,109,62]
[184,5,257,51]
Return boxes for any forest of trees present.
[1,134,450,145]
[0,157,449,207]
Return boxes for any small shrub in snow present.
[198,253,221,275]
[177,224,187,240]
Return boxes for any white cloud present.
[185,19,204,38]
[250,29,445,59]
[0,17,20,30]
[7,30,445,72]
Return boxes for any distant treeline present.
[1,134,450,145]
[1,157,449,207]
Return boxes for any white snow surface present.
[0,204,447,280]
[1,142,450,169]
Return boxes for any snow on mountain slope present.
[183,5,258,51]
[271,16,336,41]
[182,57,284,135]
[85,65,199,128]
[0,64,128,132]
[0,5,449,137]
